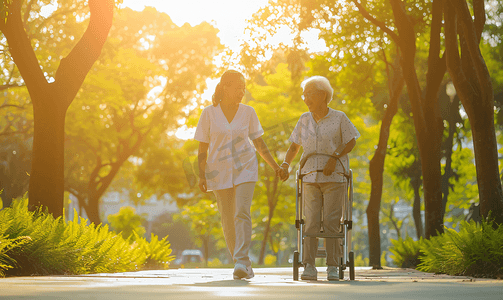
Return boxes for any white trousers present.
[213,182,255,267]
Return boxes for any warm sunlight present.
[122,0,270,51]
[121,0,327,140]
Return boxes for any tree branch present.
[424,0,446,135]
[0,0,48,96]
[351,0,400,44]
[444,0,476,114]
[450,0,492,102]
[472,0,485,42]
[53,0,114,107]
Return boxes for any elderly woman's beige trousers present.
[213,182,255,267]
[303,182,346,267]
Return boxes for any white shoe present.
[301,263,317,280]
[327,266,339,281]
[233,263,254,279]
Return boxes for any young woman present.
[194,70,281,280]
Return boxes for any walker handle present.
[298,153,350,179]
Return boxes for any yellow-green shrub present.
[0,196,174,277]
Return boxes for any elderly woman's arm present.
[252,137,281,173]
[277,142,301,181]
[198,142,209,192]
[323,138,356,176]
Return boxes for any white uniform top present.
[289,108,360,183]
[194,103,264,190]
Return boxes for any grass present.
[0,196,174,277]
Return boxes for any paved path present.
[1,267,502,299]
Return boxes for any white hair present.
[301,76,334,104]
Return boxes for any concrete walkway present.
[1,267,502,299]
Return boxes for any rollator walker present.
[292,153,355,281]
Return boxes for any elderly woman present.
[194,70,281,280]
[278,76,360,281]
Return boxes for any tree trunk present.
[0,0,114,217]
[411,170,424,239]
[367,54,403,269]
[444,0,503,224]
[258,169,280,265]
[390,0,445,238]
[29,96,67,214]
[258,210,273,265]
[441,95,461,217]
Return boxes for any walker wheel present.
[339,257,344,280]
[293,251,299,281]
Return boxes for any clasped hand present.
[276,165,289,181]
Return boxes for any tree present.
[366,52,404,268]
[0,0,116,216]
[177,199,224,266]
[63,7,223,224]
[107,206,147,241]
[444,0,503,224]
[353,0,447,238]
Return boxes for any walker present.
[292,153,355,281]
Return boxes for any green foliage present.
[107,206,146,241]
[0,196,173,277]
[207,257,223,268]
[134,232,173,270]
[264,254,277,266]
[391,219,503,278]
[0,235,31,277]
[61,6,224,221]
[0,0,11,24]
[177,199,224,249]
[353,252,369,267]
[418,219,503,278]
[390,236,424,269]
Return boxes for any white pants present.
[213,182,255,267]
[303,182,346,266]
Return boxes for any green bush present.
[418,219,503,278]
[136,232,173,270]
[264,254,277,266]
[107,206,146,241]
[390,219,503,278]
[389,236,424,268]
[0,197,174,277]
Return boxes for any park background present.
[1,0,503,275]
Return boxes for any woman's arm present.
[337,138,356,157]
[278,142,301,181]
[323,138,357,176]
[252,137,280,172]
[198,142,209,192]
[282,142,301,166]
